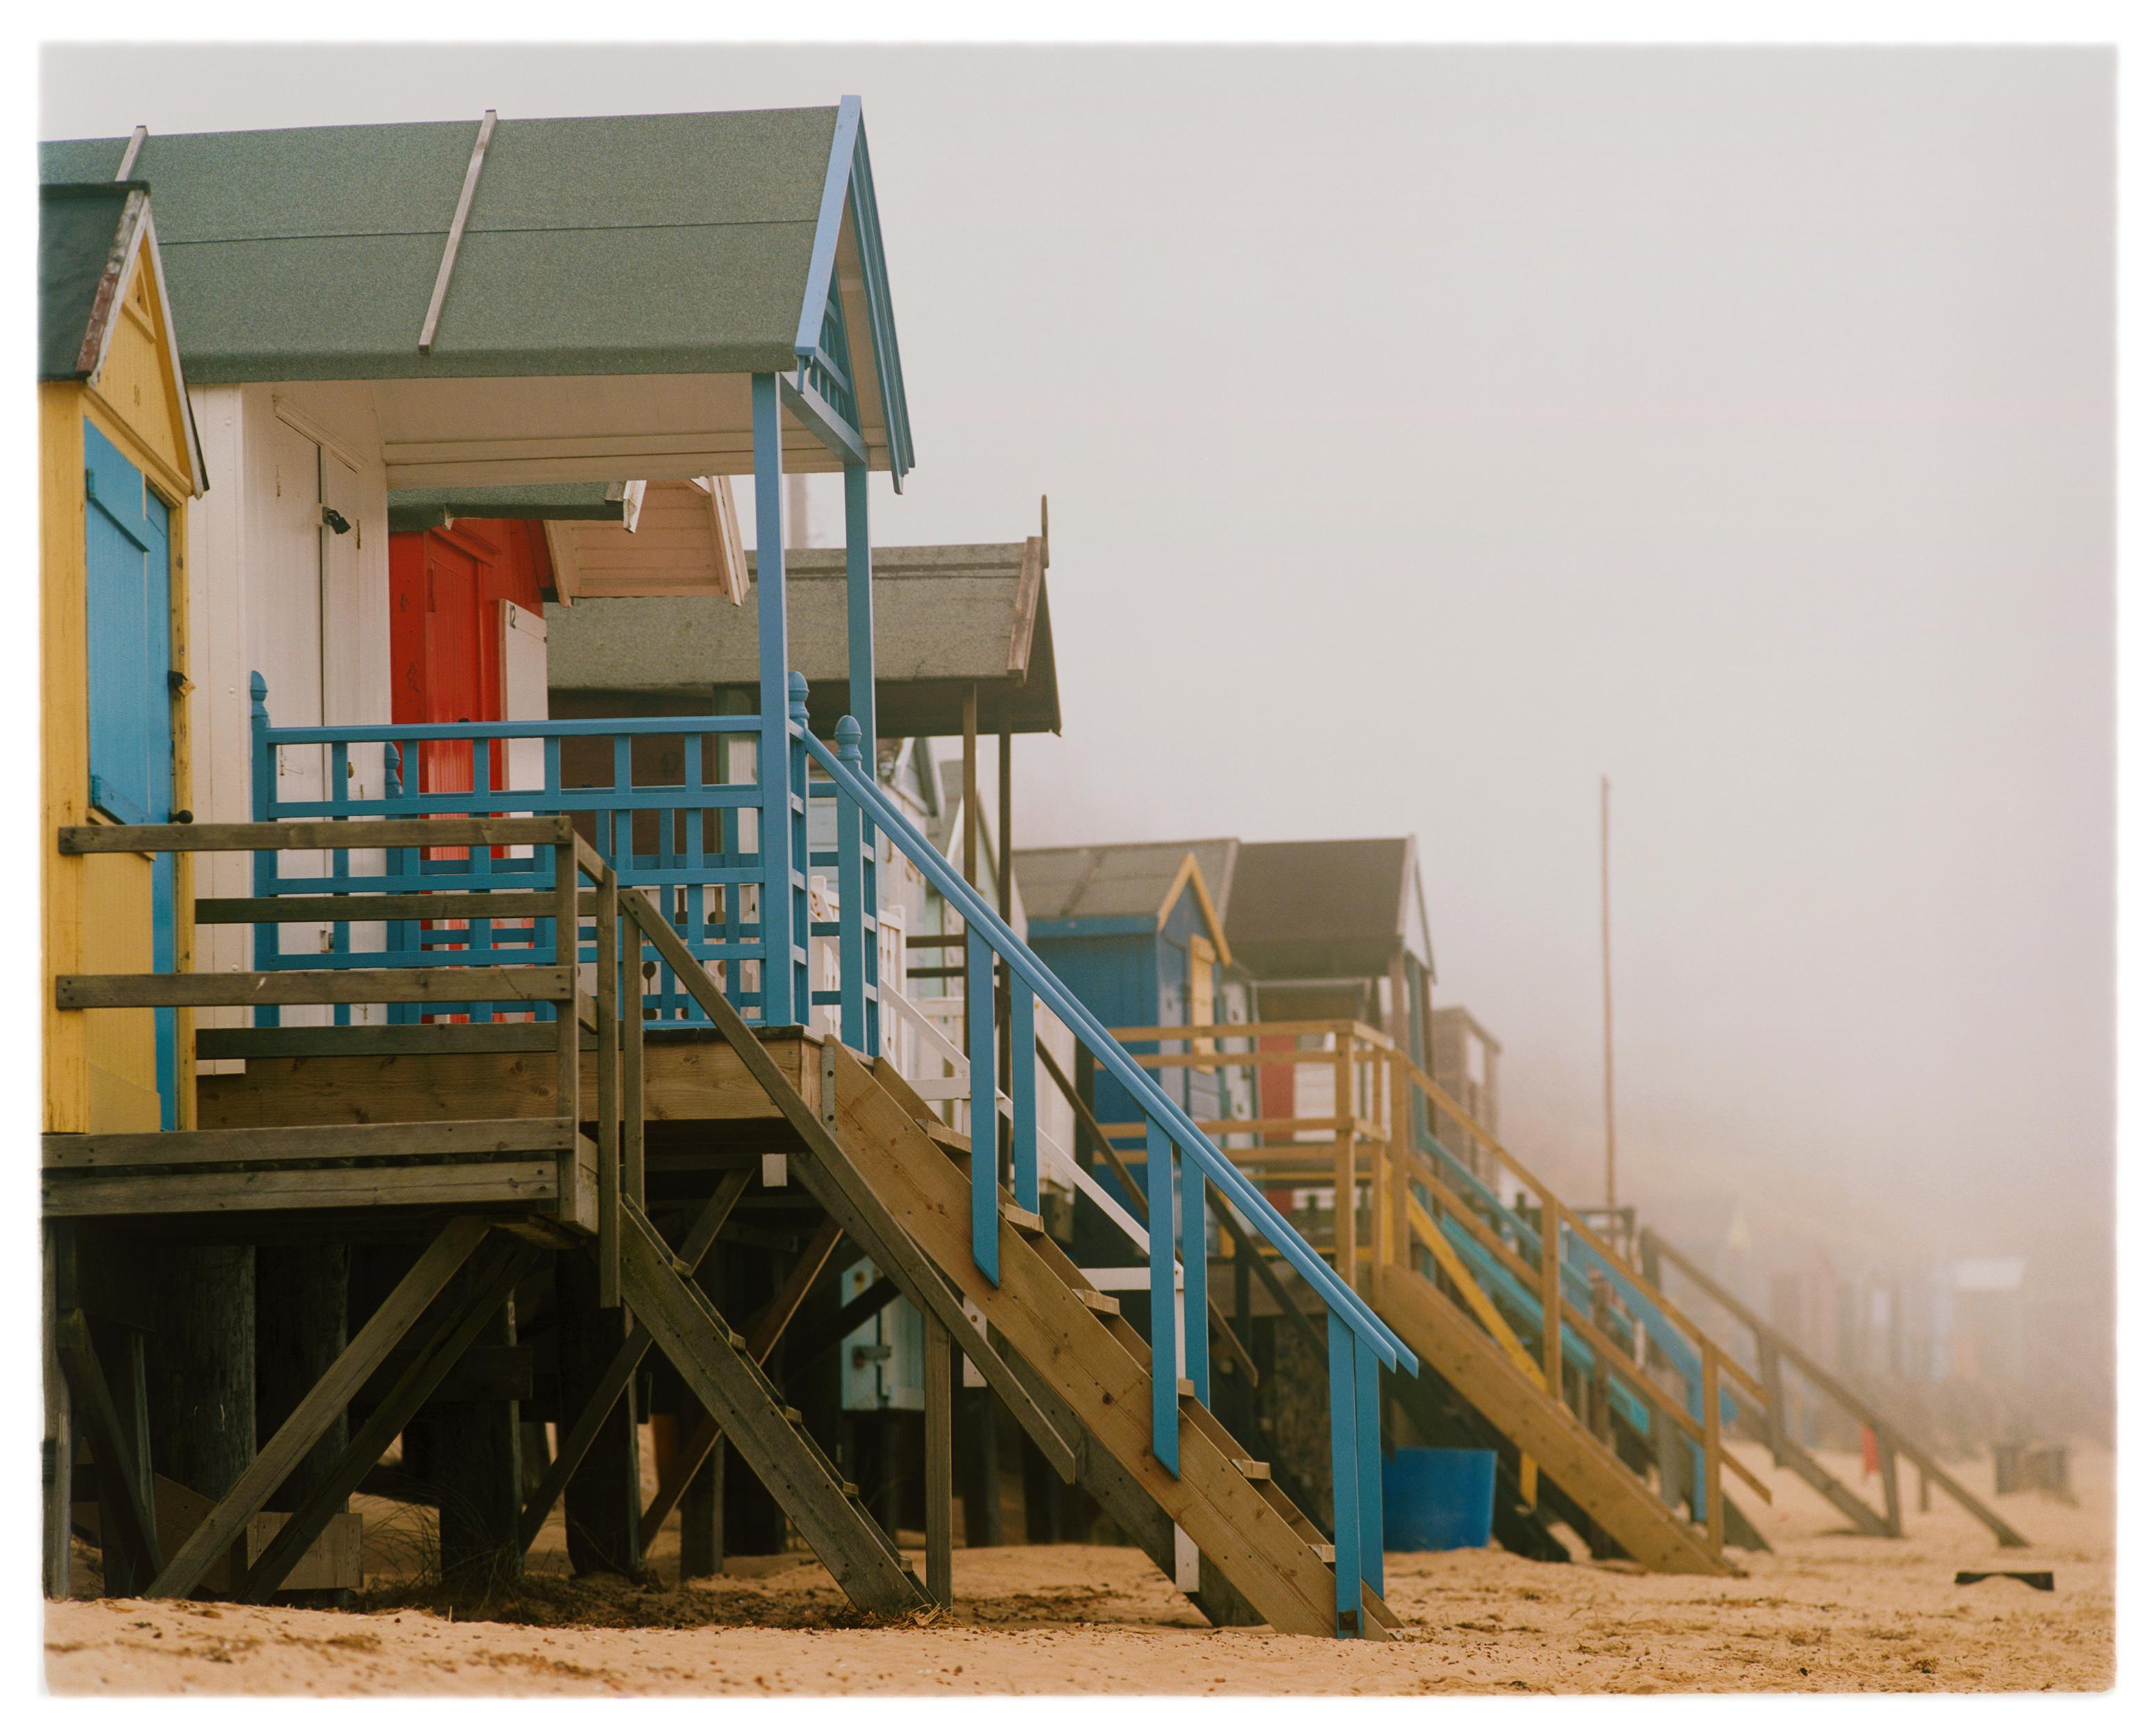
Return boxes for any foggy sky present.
[40,46,2116,1303]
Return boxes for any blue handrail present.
[804,716,1411,1634]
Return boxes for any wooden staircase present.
[836,1047,1401,1638]
[1372,1260,1730,1575]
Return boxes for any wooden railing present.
[1084,1017,1774,1553]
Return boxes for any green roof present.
[40,106,858,383]
[40,181,143,379]
[387,481,630,535]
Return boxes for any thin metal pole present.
[1601,774,1617,1210]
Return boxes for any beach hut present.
[39,181,208,1137]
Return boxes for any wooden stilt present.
[924,1311,953,1606]
[57,1310,164,1592]
[42,1222,73,1599]
[148,1218,489,1599]
[417,1292,523,1585]
[257,1244,349,1516]
[149,1243,255,1505]
[680,1454,723,1580]
[553,1246,644,1576]
[240,1237,542,1601]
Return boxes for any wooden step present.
[1001,1202,1045,1236]
[1074,1289,1121,1318]
[1230,1458,1270,1481]
[832,1045,1385,1640]
[1177,1378,1196,1399]
[1371,1262,1733,1577]
[1314,1543,1335,1565]
[915,1117,969,1156]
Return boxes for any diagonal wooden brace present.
[517,1168,755,1553]
[241,1235,542,1600]
[56,1309,164,1585]
[147,1217,491,1599]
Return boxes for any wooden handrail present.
[1642,1228,2030,1549]
[1403,1058,1768,1410]
[60,815,572,854]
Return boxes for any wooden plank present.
[616,1205,930,1618]
[516,1169,754,1553]
[241,1240,542,1600]
[60,816,571,855]
[44,1118,574,1168]
[1372,1262,1731,1576]
[830,1046,1354,1637]
[924,1310,953,1608]
[198,891,584,926]
[640,1216,845,1535]
[196,1034,803,1129]
[613,889,1081,1483]
[58,965,574,1009]
[45,1160,560,1219]
[146,1219,488,1597]
[199,1023,562,1060]
[55,1309,164,1583]
[1642,1230,2028,1549]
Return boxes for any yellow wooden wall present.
[42,245,196,1136]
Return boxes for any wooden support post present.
[244,1240,540,1601]
[149,1219,488,1599]
[57,1310,164,1592]
[414,1291,523,1585]
[1702,1341,1725,1558]
[1334,1035,1357,1292]
[679,1454,723,1580]
[996,722,1014,1180]
[42,1223,72,1599]
[1539,1205,1564,1401]
[149,1243,255,1512]
[1879,1439,1904,1537]
[257,1244,350,1515]
[1760,1339,1787,1467]
[1919,1466,1932,1513]
[596,865,620,1308]
[554,1246,644,1577]
[924,1311,953,1607]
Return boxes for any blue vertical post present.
[835,717,867,1049]
[1326,1313,1363,1635]
[1149,1119,1179,1474]
[1180,1142,1208,1407]
[787,674,811,1030]
[843,460,879,1057]
[1355,1330,1384,1599]
[249,673,279,1028]
[967,925,999,1285]
[751,374,794,1026]
[1010,981,1037,1213]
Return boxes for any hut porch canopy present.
[40,101,912,488]
[544,540,1057,738]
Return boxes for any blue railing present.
[802,715,1416,1635]
[247,673,881,1046]
[247,668,1405,1631]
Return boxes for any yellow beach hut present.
[40,181,208,1137]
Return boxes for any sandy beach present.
[44,1441,2112,1695]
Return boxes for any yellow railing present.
[1099,1017,1770,1550]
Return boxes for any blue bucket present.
[1383,1448,1497,1551]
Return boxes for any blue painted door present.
[84,421,178,1127]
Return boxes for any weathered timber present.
[828,1042,1366,1637]
[58,966,574,1010]
[517,1170,753,1553]
[199,891,594,926]
[553,1246,642,1576]
[56,1309,165,1585]
[617,1204,930,1618]
[1371,1261,1731,1576]
[60,816,571,855]
[147,1218,489,1598]
[47,1160,562,1219]
[240,1238,542,1600]
[257,1243,351,1517]
[640,1217,844,1536]
[612,889,1078,1481]
[44,1119,576,1169]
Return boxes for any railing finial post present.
[787,670,810,727]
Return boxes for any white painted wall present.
[185,383,392,1049]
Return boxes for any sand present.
[44,1442,2112,1695]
